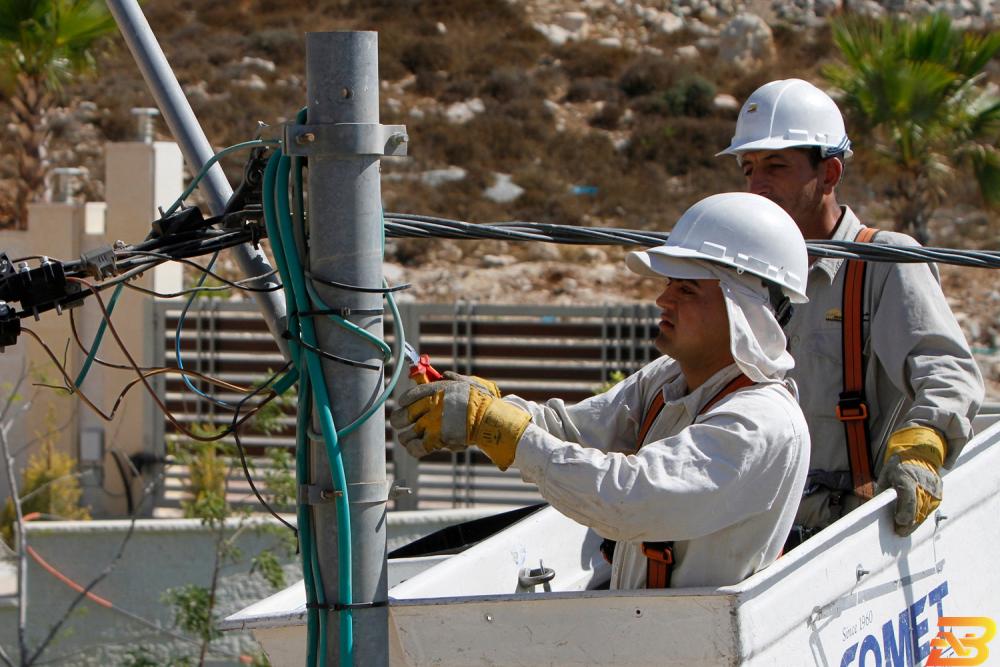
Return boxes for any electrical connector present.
[0,301,19,351]
[80,245,118,280]
[0,252,17,303]
[2,258,84,318]
[151,205,206,238]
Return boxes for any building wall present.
[0,509,493,666]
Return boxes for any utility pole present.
[106,0,289,359]
[291,32,407,664]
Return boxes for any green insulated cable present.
[271,150,354,665]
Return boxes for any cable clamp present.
[284,122,408,158]
[298,484,342,505]
[298,481,389,505]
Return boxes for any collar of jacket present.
[811,205,863,284]
[661,363,746,421]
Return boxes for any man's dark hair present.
[802,147,824,168]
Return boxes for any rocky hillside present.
[1,0,998,393]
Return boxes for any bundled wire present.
[382,213,1000,269]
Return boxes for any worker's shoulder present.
[704,380,803,422]
[869,227,920,248]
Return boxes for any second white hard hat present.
[717,78,852,159]
[626,192,809,303]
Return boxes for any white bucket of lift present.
[225,415,1000,666]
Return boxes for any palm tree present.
[0,0,117,230]
[824,13,1000,243]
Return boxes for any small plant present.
[162,419,295,665]
[1,417,90,547]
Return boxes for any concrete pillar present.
[97,140,184,514]
[0,204,86,512]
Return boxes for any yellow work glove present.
[878,426,947,536]
[389,374,531,470]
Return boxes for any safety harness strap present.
[635,373,756,589]
[839,226,878,501]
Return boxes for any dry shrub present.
[556,42,632,79]
[589,103,623,130]
[565,77,620,103]
[626,116,733,175]
[619,55,681,98]
[480,68,546,103]
[400,39,453,75]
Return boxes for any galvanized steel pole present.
[106,0,289,358]
[304,32,390,665]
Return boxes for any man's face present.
[739,148,823,231]
[654,278,731,367]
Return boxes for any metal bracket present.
[299,484,342,505]
[389,481,412,500]
[299,480,390,506]
[284,123,408,158]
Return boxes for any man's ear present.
[822,157,844,193]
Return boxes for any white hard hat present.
[717,78,852,159]
[626,192,809,303]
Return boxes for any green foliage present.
[122,647,193,667]
[661,76,716,118]
[263,446,296,511]
[163,426,295,664]
[592,370,627,396]
[0,0,116,92]
[162,585,219,644]
[250,549,286,590]
[173,437,229,526]
[1,428,90,547]
[248,381,295,437]
[248,652,272,667]
[824,13,1000,240]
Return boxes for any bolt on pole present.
[106,0,289,359]
[300,31,403,665]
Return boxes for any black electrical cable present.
[228,361,298,539]
[109,449,135,515]
[119,252,282,293]
[280,331,382,371]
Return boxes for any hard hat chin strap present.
[765,281,793,328]
[820,136,852,159]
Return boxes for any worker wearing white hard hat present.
[719,78,983,539]
[392,193,811,589]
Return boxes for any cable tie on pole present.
[305,271,411,294]
[333,600,388,611]
[299,307,384,318]
[306,602,331,610]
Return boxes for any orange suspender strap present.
[635,392,666,450]
[641,373,756,589]
[838,226,879,501]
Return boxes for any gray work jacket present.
[786,206,984,528]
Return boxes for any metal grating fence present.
[152,299,661,514]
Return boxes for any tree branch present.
[23,477,157,667]
[1,420,28,666]
[17,471,89,505]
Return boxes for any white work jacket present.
[507,359,809,590]
[786,207,984,528]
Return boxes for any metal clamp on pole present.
[283,123,408,158]
[298,480,390,506]
[299,485,343,505]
